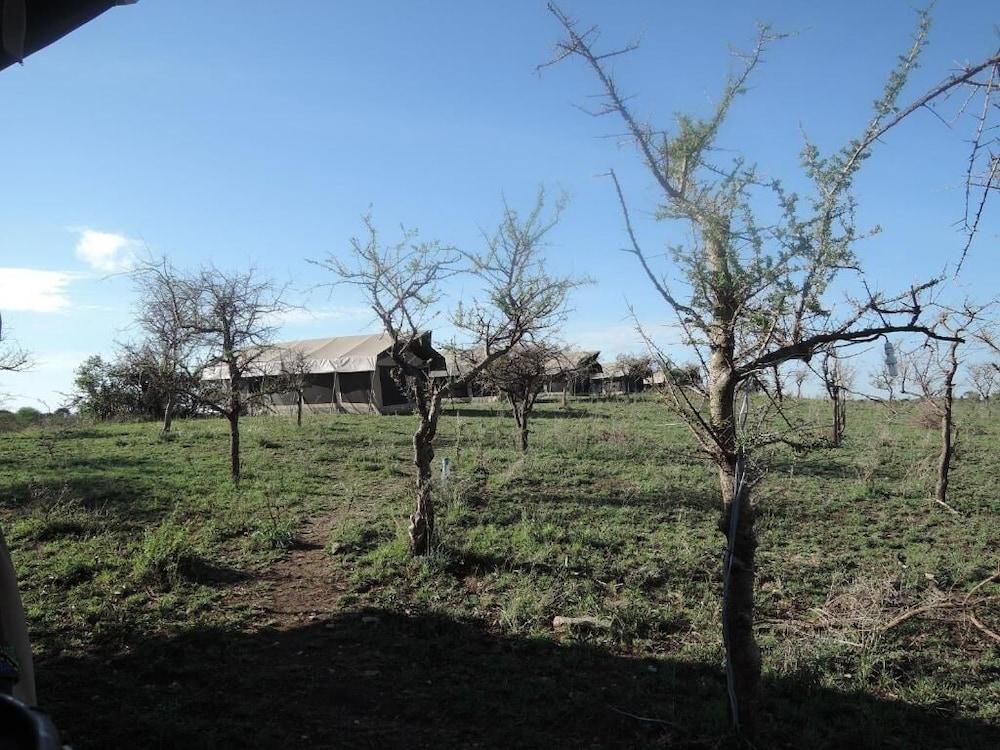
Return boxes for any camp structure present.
[201,332,445,415]
[542,350,601,397]
[591,363,648,396]
[432,346,602,400]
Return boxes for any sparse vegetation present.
[0,399,997,748]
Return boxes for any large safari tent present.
[204,332,444,415]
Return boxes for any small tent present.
[543,350,602,396]
[203,332,444,415]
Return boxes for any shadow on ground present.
[35,609,999,750]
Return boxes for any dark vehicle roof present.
[1,1,132,72]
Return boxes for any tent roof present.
[202,332,442,380]
[433,346,602,379]
[0,1,134,72]
[592,363,626,380]
[273,333,399,373]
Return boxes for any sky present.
[0,1,997,409]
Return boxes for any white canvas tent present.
[202,332,443,415]
[431,346,602,400]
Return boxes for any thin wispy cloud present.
[270,305,373,326]
[74,229,138,273]
[0,268,74,312]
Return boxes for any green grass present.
[0,398,997,748]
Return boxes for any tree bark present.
[228,412,241,483]
[936,405,953,503]
[511,398,530,453]
[936,340,959,504]
[410,428,435,555]
[408,381,444,555]
[831,386,845,447]
[704,224,760,736]
[720,468,760,738]
[162,392,174,433]
[296,391,303,427]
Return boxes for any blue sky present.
[0,1,997,408]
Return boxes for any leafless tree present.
[614,352,653,394]
[0,313,30,374]
[324,190,578,554]
[278,347,311,427]
[543,3,993,733]
[869,362,898,402]
[900,303,990,511]
[0,312,31,407]
[480,341,562,452]
[130,257,199,432]
[179,266,287,483]
[968,362,997,405]
[819,351,854,447]
[791,367,809,399]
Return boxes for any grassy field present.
[0,398,997,748]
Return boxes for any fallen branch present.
[607,704,680,729]
[934,497,961,516]
[963,569,1000,605]
[881,600,953,632]
[552,615,611,631]
[969,611,1000,644]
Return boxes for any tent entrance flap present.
[379,367,408,406]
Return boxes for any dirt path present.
[248,513,347,628]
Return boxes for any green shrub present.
[328,519,377,553]
[131,520,195,588]
[249,514,295,551]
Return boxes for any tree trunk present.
[831,386,844,447]
[936,342,959,504]
[297,391,303,427]
[710,377,761,736]
[936,403,952,504]
[512,399,530,453]
[162,392,174,433]
[228,413,241,483]
[409,428,435,554]
[704,223,759,736]
[408,381,444,556]
[720,465,760,738]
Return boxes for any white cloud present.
[270,305,373,326]
[74,229,138,273]
[0,268,74,312]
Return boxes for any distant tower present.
[884,339,898,378]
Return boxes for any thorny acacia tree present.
[277,347,311,427]
[614,352,653,394]
[130,257,199,433]
[133,264,287,482]
[545,2,998,734]
[184,266,287,483]
[869,361,898,402]
[480,340,563,452]
[0,313,29,375]
[819,351,854,447]
[968,362,997,405]
[791,366,809,400]
[899,303,990,511]
[326,192,577,554]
